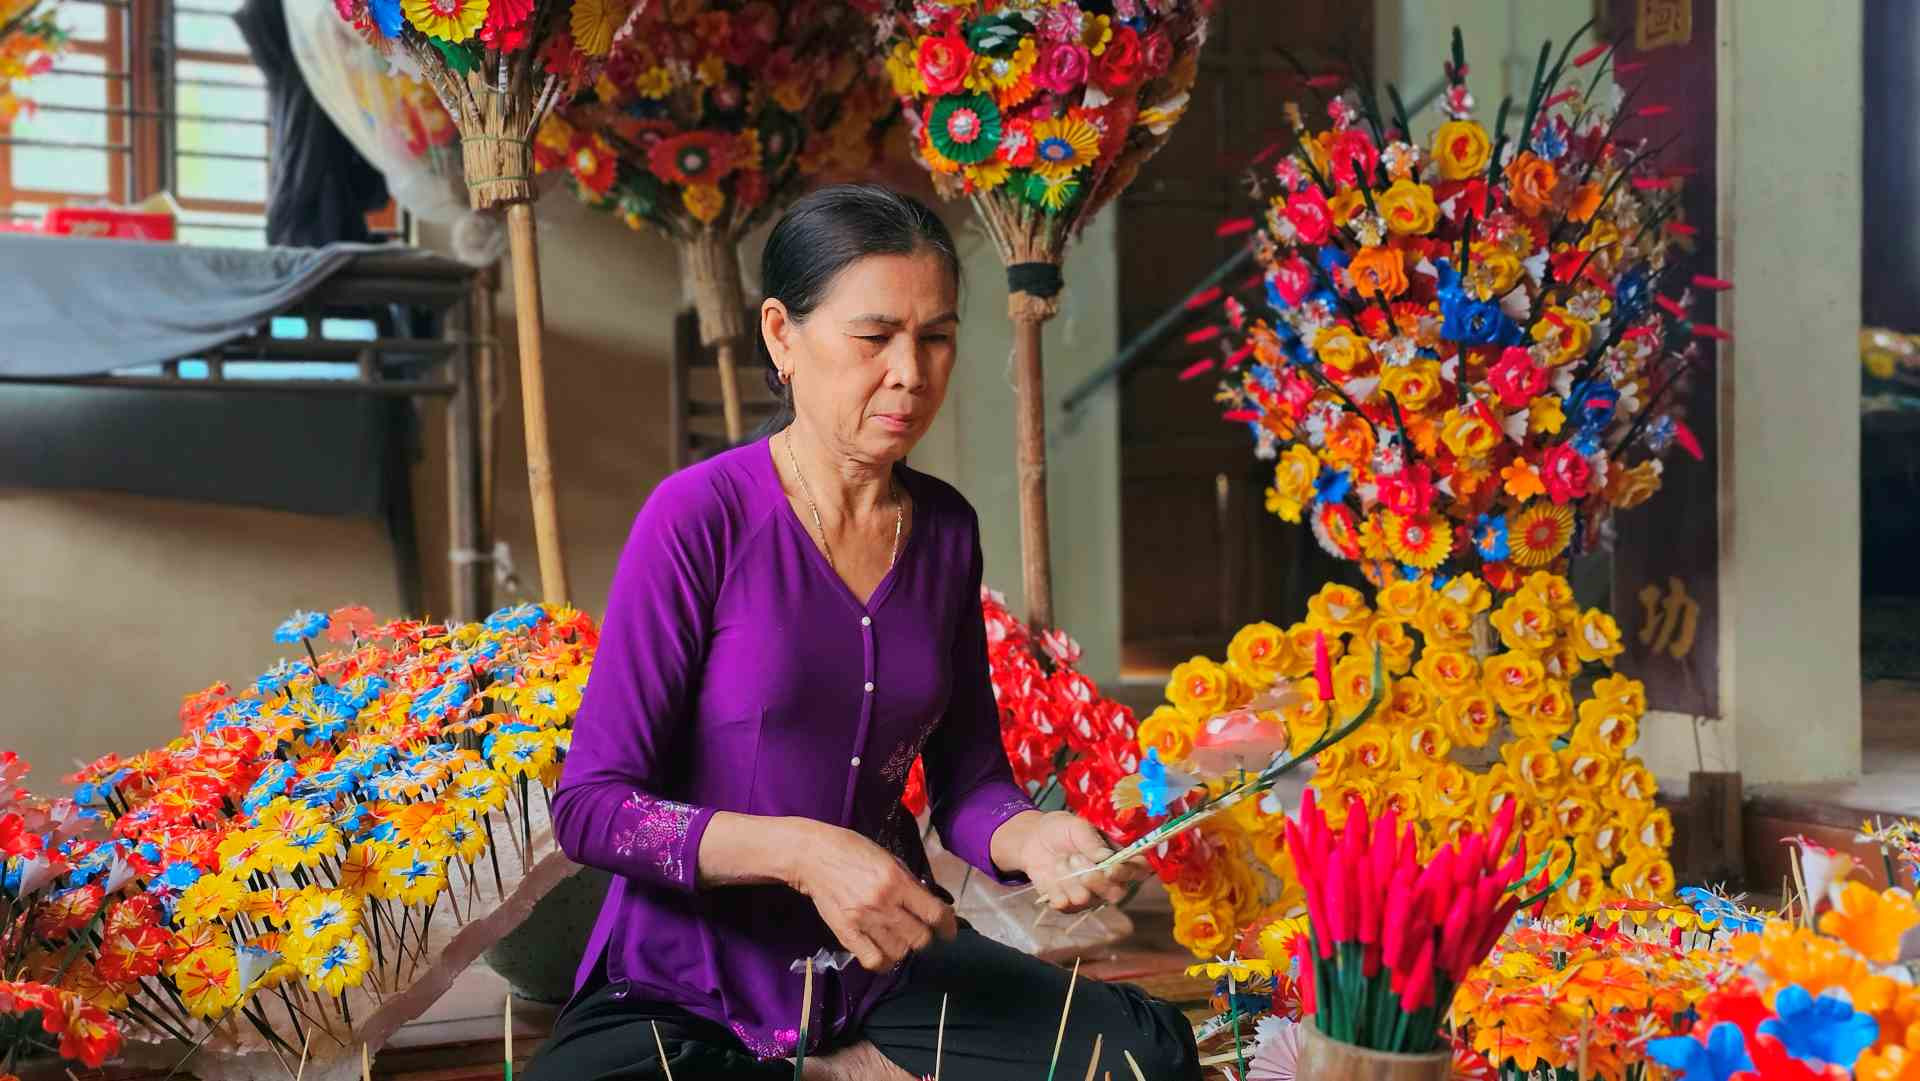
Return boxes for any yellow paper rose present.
[1413,649,1479,699]
[1572,610,1625,663]
[1360,617,1418,675]
[1441,408,1500,460]
[1265,445,1320,523]
[1375,578,1429,621]
[1484,651,1547,713]
[1137,704,1197,763]
[1167,656,1235,721]
[1492,593,1558,652]
[1531,306,1593,366]
[1432,119,1491,180]
[1378,178,1440,236]
[1381,360,1445,411]
[1225,621,1293,688]
[1439,691,1501,748]
[1315,324,1372,374]
[1306,584,1371,634]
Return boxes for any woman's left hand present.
[994,811,1149,913]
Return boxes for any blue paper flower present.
[1135,749,1194,818]
[273,610,330,645]
[1759,985,1879,1070]
[1436,261,1526,346]
[1648,1023,1754,1081]
[368,0,403,39]
[1313,468,1352,506]
[1531,124,1568,161]
[408,679,471,722]
[1474,513,1510,561]
[1616,266,1653,322]
[254,660,312,697]
[484,603,544,633]
[1676,886,1766,934]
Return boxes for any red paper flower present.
[1285,187,1333,245]
[916,35,972,96]
[1141,30,1174,80]
[567,134,619,196]
[1269,254,1314,308]
[1487,346,1547,407]
[1034,41,1091,94]
[1094,26,1143,91]
[1379,464,1436,517]
[1329,129,1379,187]
[647,130,736,187]
[1540,445,1593,504]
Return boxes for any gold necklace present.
[784,431,902,572]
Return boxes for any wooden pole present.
[475,262,500,579]
[446,276,482,622]
[1013,314,1054,631]
[506,203,571,604]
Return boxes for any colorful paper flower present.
[928,92,1002,165]
[1649,1023,1756,1081]
[1508,503,1574,568]
[1029,116,1101,180]
[400,0,485,42]
[569,0,623,57]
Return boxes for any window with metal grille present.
[1,0,396,246]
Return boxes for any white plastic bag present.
[283,0,504,265]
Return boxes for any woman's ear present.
[761,299,794,382]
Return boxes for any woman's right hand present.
[782,819,956,972]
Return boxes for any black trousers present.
[522,928,1200,1081]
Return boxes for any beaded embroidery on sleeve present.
[612,790,698,884]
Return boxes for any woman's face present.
[763,249,959,464]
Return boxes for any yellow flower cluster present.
[1143,573,1669,958]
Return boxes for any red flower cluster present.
[0,978,123,1068]
[901,590,1151,851]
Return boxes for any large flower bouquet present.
[873,0,1214,631]
[539,0,897,440]
[543,0,895,236]
[1137,572,1668,959]
[0,0,63,125]
[1213,27,1724,592]
[877,0,1207,234]
[0,604,593,1076]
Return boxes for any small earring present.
[779,369,792,384]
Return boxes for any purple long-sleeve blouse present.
[552,438,1036,1060]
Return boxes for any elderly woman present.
[526,186,1200,1081]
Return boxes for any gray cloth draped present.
[0,234,410,378]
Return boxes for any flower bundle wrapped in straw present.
[332,0,650,605]
[1214,25,1727,594]
[872,0,1215,628]
[1285,790,1564,1055]
[542,0,899,440]
[0,0,64,125]
[1,604,595,1076]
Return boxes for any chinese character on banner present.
[1638,577,1700,660]
[1637,0,1694,50]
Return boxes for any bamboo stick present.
[506,202,572,604]
[1012,317,1053,631]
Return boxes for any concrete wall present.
[0,490,403,779]
[1713,0,1862,786]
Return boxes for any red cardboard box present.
[44,205,176,242]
